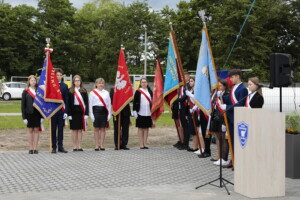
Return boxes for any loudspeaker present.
[270,53,292,87]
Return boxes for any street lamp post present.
[143,24,147,76]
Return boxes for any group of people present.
[21,67,264,168]
[21,69,154,154]
[172,69,264,169]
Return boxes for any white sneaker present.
[214,159,226,166]
[221,160,230,166]
[214,159,221,165]
[194,148,205,155]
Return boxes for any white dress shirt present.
[89,89,111,121]
[74,87,80,105]
[138,88,151,117]
[29,87,36,96]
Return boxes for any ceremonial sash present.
[230,87,238,105]
[245,96,251,108]
[137,89,152,106]
[92,90,110,128]
[74,88,87,131]
[26,89,35,99]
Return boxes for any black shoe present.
[33,150,38,154]
[143,146,149,149]
[173,141,181,147]
[78,148,83,151]
[198,152,211,158]
[58,148,68,153]
[29,150,33,154]
[95,148,99,151]
[100,148,105,151]
[122,146,130,150]
[179,145,188,150]
[140,147,145,149]
[187,148,199,152]
[210,158,218,162]
[114,147,119,150]
[51,149,56,154]
[73,149,78,152]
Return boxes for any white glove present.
[189,109,193,114]
[68,116,72,120]
[23,119,28,125]
[185,90,192,97]
[133,111,138,118]
[84,115,88,120]
[220,104,226,111]
[40,118,44,123]
[63,113,68,119]
[222,125,227,132]
[192,105,197,112]
[90,114,95,122]
[107,115,111,122]
[217,91,224,97]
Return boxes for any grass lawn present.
[0,101,21,113]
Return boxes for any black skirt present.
[26,108,41,128]
[136,115,152,128]
[93,106,108,128]
[70,105,84,130]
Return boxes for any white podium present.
[234,108,285,198]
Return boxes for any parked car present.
[0,82,26,100]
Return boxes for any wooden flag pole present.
[223,113,234,166]
[173,119,182,143]
[118,114,121,149]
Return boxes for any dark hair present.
[139,78,152,93]
[189,77,195,82]
[219,79,229,93]
[228,69,242,79]
[55,68,64,74]
[69,75,86,93]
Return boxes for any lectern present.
[234,108,285,198]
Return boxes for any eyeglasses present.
[74,80,81,82]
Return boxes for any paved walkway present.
[0,113,21,116]
[0,147,299,200]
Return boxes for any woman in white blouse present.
[89,78,111,151]
[133,78,153,149]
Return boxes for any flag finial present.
[198,10,206,28]
[45,38,50,48]
[168,16,173,30]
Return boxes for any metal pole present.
[144,25,147,76]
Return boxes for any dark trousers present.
[179,111,189,146]
[51,110,64,150]
[113,115,130,148]
[200,114,211,154]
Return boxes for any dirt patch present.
[0,126,178,152]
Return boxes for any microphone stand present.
[196,87,260,194]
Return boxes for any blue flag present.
[194,28,218,115]
[163,34,180,108]
[33,56,63,120]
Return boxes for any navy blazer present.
[223,83,248,123]
[59,82,69,114]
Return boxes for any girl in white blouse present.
[133,78,153,149]
[89,78,111,151]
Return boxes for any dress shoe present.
[210,157,218,162]
[187,147,199,152]
[114,147,119,150]
[58,148,68,153]
[143,146,149,149]
[122,146,130,150]
[173,141,181,147]
[51,149,57,154]
[95,148,100,151]
[100,148,105,151]
[33,150,38,154]
[28,150,33,154]
[73,149,78,152]
[198,152,211,158]
[78,148,83,151]
[140,147,145,149]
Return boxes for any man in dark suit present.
[220,69,248,167]
[51,68,69,153]
[110,87,131,150]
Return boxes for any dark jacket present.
[110,87,131,117]
[60,82,69,114]
[133,88,153,112]
[249,92,264,108]
[68,90,89,116]
[21,89,41,120]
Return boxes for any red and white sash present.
[230,87,238,105]
[74,88,87,131]
[245,96,250,108]
[92,89,110,128]
[137,89,152,106]
[26,89,35,99]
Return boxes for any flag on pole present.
[33,48,64,120]
[194,28,218,115]
[112,48,133,116]
[151,60,164,121]
[163,31,185,108]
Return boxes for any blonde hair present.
[248,77,263,96]
[25,75,38,90]
[94,78,105,89]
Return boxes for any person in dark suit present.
[247,77,264,108]
[110,87,131,150]
[51,68,69,153]
[220,69,248,168]
[21,75,43,154]
[133,78,153,149]
[68,75,89,152]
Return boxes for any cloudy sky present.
[7,0,188,10]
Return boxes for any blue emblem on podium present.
[237,122,249,149]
